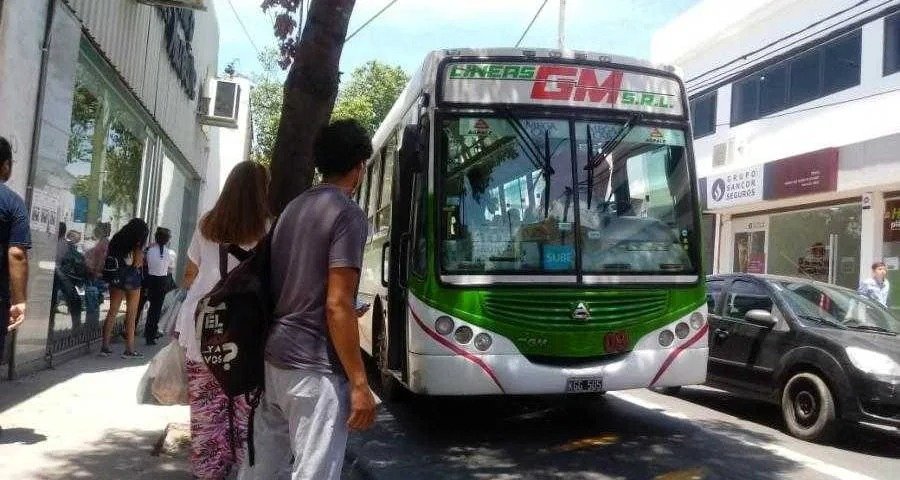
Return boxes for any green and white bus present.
[355,48,708,397]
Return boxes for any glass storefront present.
[882,197,900,314]
[20,40,201,364]
[768,204,861,289]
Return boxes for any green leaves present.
[331,60,409,135]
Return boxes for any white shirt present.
[858,278,890,307]
[144,244,176,277]
[174,226,256,363]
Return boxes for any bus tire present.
[781,372,837,443]
[374,305,406,402]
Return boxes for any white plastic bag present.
[136,340,189,406]
[159,288,187,338]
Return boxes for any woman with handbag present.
[100,218,149,358]
[174,161,270,480]
[142,227,177,346]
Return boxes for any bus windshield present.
[440,114,697,277]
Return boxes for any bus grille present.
[482,290,669,330]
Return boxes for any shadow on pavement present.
[0,427,47,445]
[39,429,190,480]
[673,386,900,459]
[349,388,805,480]
[0,339,167,414]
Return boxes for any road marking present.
[610,392,879,480]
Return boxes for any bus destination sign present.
[443,62,683,115]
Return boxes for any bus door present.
[384,124,425,378]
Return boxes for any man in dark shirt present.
[242,120,376,480]
[0,137,30,377]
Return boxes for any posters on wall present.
[733,230,766,274]
[29,189,59,236]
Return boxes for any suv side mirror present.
[745,309,777,328]
[399,124,422,173]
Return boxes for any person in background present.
[174,161,270,480]
[84,222,111,329]
[57,230,86,331]
[242,120,376,480]
[142,227,176,345]
[49,222,67,315]
[0,136,31,437]
[100,218,149,358]
[859,261,890,307]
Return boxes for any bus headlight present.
[435,316,454,335]
[454,326,474,344]
[474,333,493,351]
[690,312,705,330]
[675,322,690,339]
[658,330,675,347]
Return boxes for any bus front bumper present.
[406,297,709,396]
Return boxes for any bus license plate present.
[566,377,604,393]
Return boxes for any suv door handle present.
[714,328,729,341]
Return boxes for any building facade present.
[0,0,220,377]
[653,0,900,314]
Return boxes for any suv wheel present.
[781,372,837,442]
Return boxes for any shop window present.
[690,92,716,138]
[788,50,821,105]
[823,31,861,95]
[886,12,900,76]
[768,204,861,289]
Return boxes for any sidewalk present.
[0,341,192,479]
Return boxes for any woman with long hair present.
[174,161,269,479]
[142,227,176,345]
[100,218,150,358]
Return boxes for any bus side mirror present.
[400,124,423,173]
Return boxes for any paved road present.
[344,386,899,480]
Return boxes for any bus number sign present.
[604,331,629,353]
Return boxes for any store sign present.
[158,7,197,100]
[706,164,764,209]
[443,63,683,115]
[885,199,900,243]
[764,148,838,200]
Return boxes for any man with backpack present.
[241,120,376,480]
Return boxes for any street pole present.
[558,0,566,50]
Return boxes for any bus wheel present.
[781,372,837,442]
[375,316,406,402]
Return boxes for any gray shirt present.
[265,184,368,374]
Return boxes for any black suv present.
[702,274,899,442]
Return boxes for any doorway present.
[731,217,768,274]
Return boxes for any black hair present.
[872,261,886,270]
[155,227,171,256]
[108,218,149,259]
[0,136,11,166]
[314,119,373,178]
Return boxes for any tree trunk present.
[268,0,356,214]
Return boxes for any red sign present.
[531,66,623,104]
[764,148,838,200]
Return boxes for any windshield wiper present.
[583,114,641,210]
[846,324,897,335]
[796,314,848,330]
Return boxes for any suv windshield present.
[772,280,900,334]
[439,114,697,277]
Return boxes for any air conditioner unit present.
[198,79,241,128]
[135,0,207,10]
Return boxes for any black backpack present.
[195,228,276,464]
